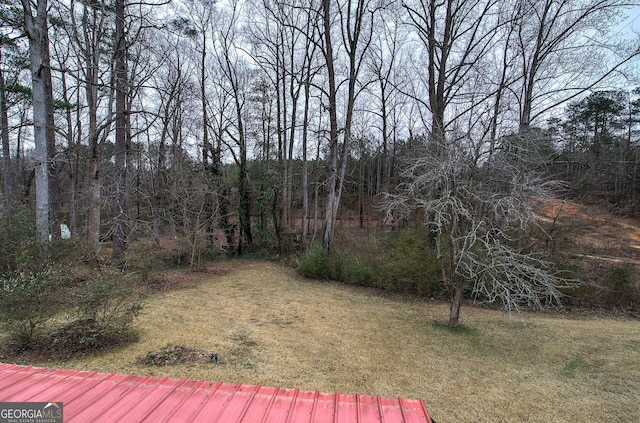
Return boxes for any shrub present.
[375,229,443,297]
[0,269,65,349]
[0,206,38,274]
[604,264,638,307]
[68,269,145,347]
[296,247,333,280]
[296,248,345,281]
[342,255,377,287]
[1,267,145,356]
[296,229,443,297]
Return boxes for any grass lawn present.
[12,260,640,422]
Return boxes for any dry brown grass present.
[18,261,640,422]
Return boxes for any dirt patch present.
[146,262,235,292]
[536,199,640,313]
[137,344,210,366]
[537,198,640,266]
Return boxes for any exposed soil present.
[534,198,640,315]
[537,198,640,266]
[136,344,210,366]
[147,262,235,292]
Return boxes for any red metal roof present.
[0,363,433,422]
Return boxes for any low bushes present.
[0,206,39,273]
[296,247,377,287]
[295,227,638,312]
[296,229,444,298]
[378,229,443,297]
[0,268,145,356]
[64,270,144,349]
[0,269,66,349]
[565,263,639,311]
[605,264,638,306]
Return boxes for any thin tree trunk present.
[274,42,283,245]
[280,33,289,232]
[201,31,209,167]
[86,151,101,266]
[322,0,338,252]
[0,52,14,210]
[301,77,311,247]
[379,77,389,194]
[43,34,59,240]
[237,111,252,249]
[111,0,128,268]
[61,70,75,234]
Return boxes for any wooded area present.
[1,0,639,326]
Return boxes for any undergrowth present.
[296,228,444,298]
[0,207,146,359]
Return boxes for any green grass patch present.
[561,355,593,378]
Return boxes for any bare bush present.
[385,133,577,326]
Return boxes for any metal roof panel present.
[0,363,433,423]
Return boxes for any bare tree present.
[109,0,161,266]
[367,2,407,193]
[215,1,253,253]
[299,10,321,247]
[321,0,379,252]
[513,0,639,130]
[403,0,503,148]
[246,0,324,250]
[385,133,575,327]
[389,0,581,327]
[49,28,78,234]
[147,34,195,246]
[110,0,128,267]
[62,0,115,265]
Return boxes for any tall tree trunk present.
[0,51,15,210]
[274,41,283,245]
[301,77,311,247]
[287,87,297,233]
[322,0,339,252]
[153,117,168,247]
[199,31,217,249]
[21,0,51,245]
[43,35,59,240]
[200,30,209,168]
[323,0,372,250]
[60,71,76,234]
[237,107,252,251]
[87,147,101,266]
[280,32,289,232]
[111,0,128,268]
[379,78,389,194]
[84,44,103,266]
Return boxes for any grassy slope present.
[29,261,640,422]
